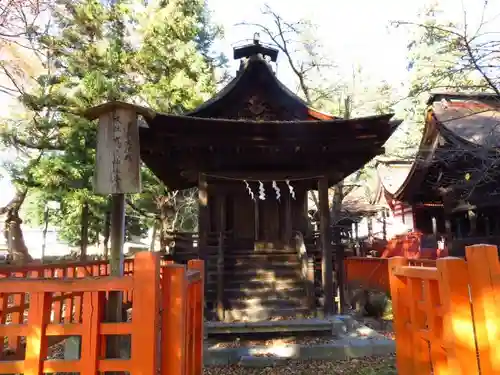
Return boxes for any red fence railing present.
[0,252,204,375]
[345,257,436,293]
[389,244,500,375]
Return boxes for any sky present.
[207,0,500,92]
[207,0,424,90]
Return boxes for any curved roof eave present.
[384,109,441,202]
[186,54,335,120]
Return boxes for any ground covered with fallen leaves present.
[203,355,397,375]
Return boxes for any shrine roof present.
[186,52,334,121]
[85,101,398,136]
[341,185,383,217]
[431,93,500,148]
[375,160,413,196]
[379,92,500,203]
[84,101,400,190]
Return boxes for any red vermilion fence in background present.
[389,244,500,375]
[0,252,204,375]
[345,257,436,293]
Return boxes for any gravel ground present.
[203,355,397,375]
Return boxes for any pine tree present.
[7,0,224,255]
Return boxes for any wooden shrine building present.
[376,92,500,257]
[86,38,399,321]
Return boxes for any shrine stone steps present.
[227,297,305,310]
[228,248,297,255]
[222,278,305,290]
[224,253,300,262]
[217,287,306,300]
[225,260,301,270]
[222,268,302,279]
[222,247,310,322]
[222,306,310,322]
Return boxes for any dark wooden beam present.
[319,177,334,316]
[198,173,209,249]
[144,136,388,151]
[254,200,260,241]
[150,113,395,135]
[109,194,125,276]
[193,170,334,181]
[216,192,226,321]
[284,193,292,244]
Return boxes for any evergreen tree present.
[4,0,224,255]
[126,0,224,249]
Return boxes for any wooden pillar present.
[217,193,226,320]
[110,194,126,276]
[456,217,462,238]
[254,200,260,241]
[432,216,438,238]
[445,217,453,242]
[218,193,227,233]
[442,193,453,247]
[367,217,373,243]
[468,210,477,236]
[284,192,292,244]
[198,173,208,250]
[318,177,333,316]
[332,182,345,313]
[354,221,360,256]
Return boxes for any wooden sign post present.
[94,105,142,277]
[92,104,142,356]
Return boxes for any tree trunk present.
[331,181,345,313]
[149,220,158,251]
[80,201,89,261]
[157,195,175,253]
[1,189,31,264]
[4,209,32,264]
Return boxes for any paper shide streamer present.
[285,179,295,199]
[243,179,296,200]
[244,180,255,200]
[272,181,280,201]
[258,181,266,200]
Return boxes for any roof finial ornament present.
[253,32,260,45]
[233,31,279,62]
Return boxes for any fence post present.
[80,291,103,374]
[24,291,51,375]
[162,264,187,375]
[188,259,205,375]
[465,244,500,375]
[437,256,479,374]
[388,257,413,375]
[131,252,161,375]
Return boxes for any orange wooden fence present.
[0,258,135,279]
[345,256,436,293]
[0,252,204,375]
[389,244,500,375]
